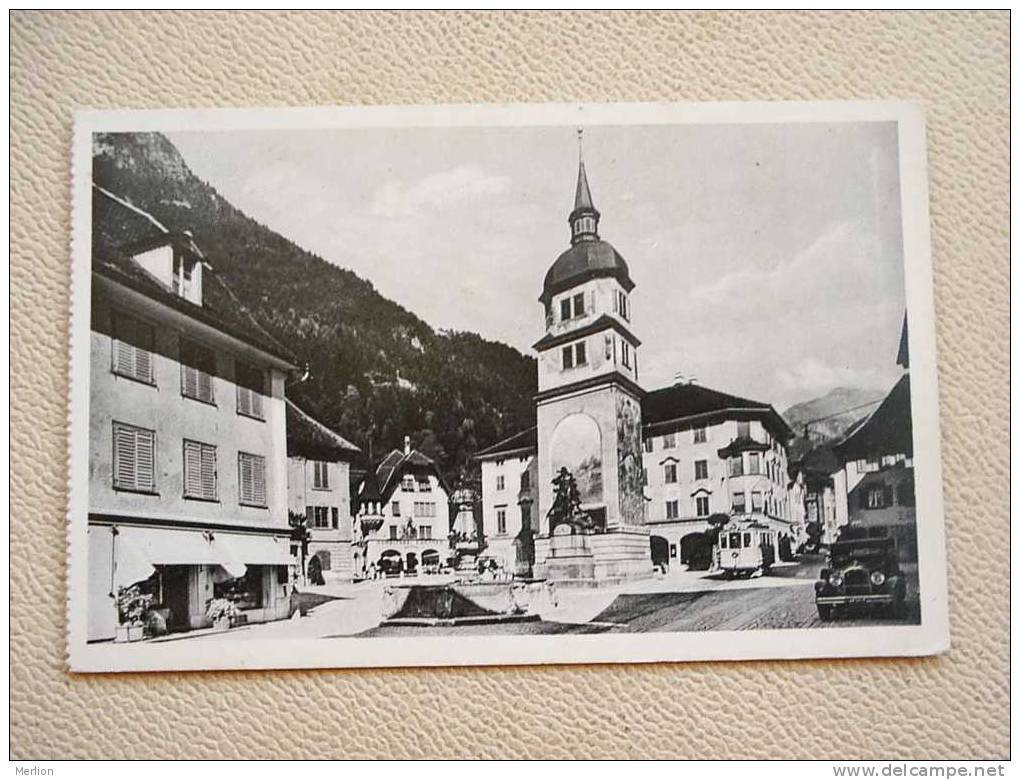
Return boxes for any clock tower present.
[532,132,652,585]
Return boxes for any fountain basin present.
[380,579,557,627]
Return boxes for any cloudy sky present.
[169,119,906,411]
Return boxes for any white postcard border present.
[67,100,948,673]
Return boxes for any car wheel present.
[817,604,832,622]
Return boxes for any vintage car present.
[814,525,907,620]
[715,520,776,578]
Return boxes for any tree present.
[289,510,311,583]
[803,521,824,554]
[546,467,593,533]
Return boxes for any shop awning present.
[118,525,219,566]
[112,526,293,589]
[213,532,294,566]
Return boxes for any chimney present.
[404,435,411,455]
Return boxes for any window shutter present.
[135,428,155,491]
[198,368,213,403]
[883,485,895,507]
[239,454,252,504]
[182,364,199,399]
[135,329,153,382]
[200,445,216,499]
[114,424,136,490]
[237,386,250,416]
[254,456,266,505]
[332,507,339,529]
[183,440,201,497]
[251,388,263,418]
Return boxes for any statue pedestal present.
[533,526,652,588]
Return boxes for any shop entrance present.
[161,566,192,633]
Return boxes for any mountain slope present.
[783,386,885,444]
[92,132,537,479]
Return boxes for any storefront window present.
[214,565,264,610]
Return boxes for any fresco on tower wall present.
[550,413,603,506]
[616,392,645,526]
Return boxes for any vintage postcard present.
[67,101,948,672]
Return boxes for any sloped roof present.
[833,374,913,462]
[371,447,447,502]
[285,400,360,461]
[644,382,793,441]
[474,427,538,461]
[92,185,297,368]
[573,158,596,214]
[473,382,793,462]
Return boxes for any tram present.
[716,520,776,578]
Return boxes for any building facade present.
[641,387,795,570]
[475,429,539,575]
[285,400,360,582]
[352,438,452,578]
[833,319,916,562]
[788,444,842,547]
[88,187,297,642]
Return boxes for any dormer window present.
[172,253,192,298]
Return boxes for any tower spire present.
[569,128,599,244]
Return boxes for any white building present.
[285,400,360,582]
[474,428,539,575]
[352,437,452,577]
[88,186,298,641]
[641,383,795,569]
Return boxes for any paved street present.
[147,553,919,643]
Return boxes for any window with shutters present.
[693,427,707,444]
[112,422,156,493]
[496,507,507,535]
[665,500,678,519]
[235,361,265,421]
[182,439,217,501]
[238,451,267,507]
[307,506,330,528]
[111,311,156,385]
[419,525,432,540]
[694,460,709,480]
[696,496,710,517]
[179,339,215,404]
[663,463,677,483]
[312,460,329,490]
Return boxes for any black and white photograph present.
[67,101,948,672]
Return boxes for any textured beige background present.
[10,11,1009,760]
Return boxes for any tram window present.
[720,535,727,549]
[728,532,741,548]
[743,532,751,547]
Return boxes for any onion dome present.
[540,132,634,305]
